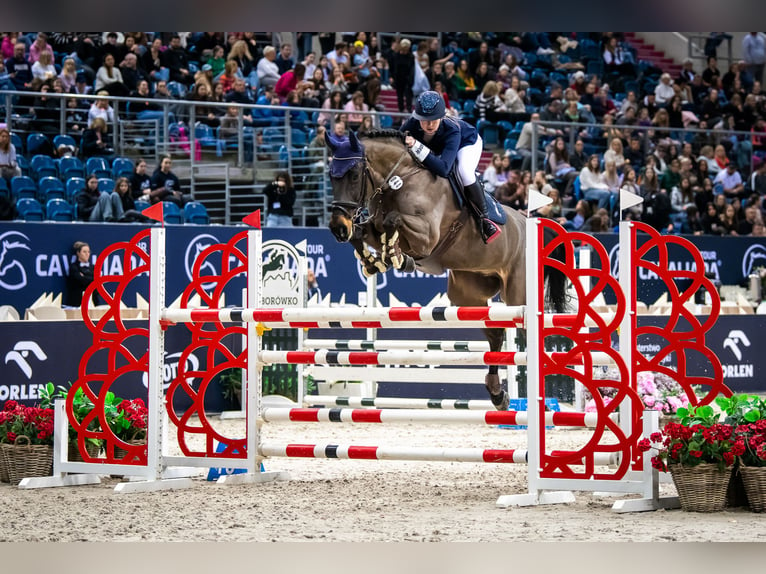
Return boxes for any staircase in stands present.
[623,32,683,78]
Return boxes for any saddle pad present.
[448,169,507,225]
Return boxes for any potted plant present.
[107,398,148,457]
[219,368,243,407]
[0,400,55,484]
[638,404,740,512]
[720,394,766,512]
[39,382,103,461]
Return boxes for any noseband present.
[330,155,375,220]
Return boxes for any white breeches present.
[456,135,483,186]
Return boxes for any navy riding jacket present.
[399,116,478,178]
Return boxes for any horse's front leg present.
[350,237,388,277]
[380,212,416,272]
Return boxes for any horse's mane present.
[359,129,407,144]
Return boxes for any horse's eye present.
[351,170,359,182]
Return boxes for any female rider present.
[400,90,501,244]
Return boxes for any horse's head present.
[325,130,367,242]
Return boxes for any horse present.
[325,129,567,410]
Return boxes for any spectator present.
[547,136,577,197]
[738,203,762,235]
[73,71,92,95]
[275,43,295,75]
[713,162,745,200]
[225,77,254,105]
[515,112,561,171]
[343,90,369,131]
[569,139,588,171]
[64,241,95,307]
[208,45,226,78]
[624,136,644,169]
[694,177,716,213]
[218,60,240,94]
[742,32,766,85]
[99,32,123,63]
[129,79,166,123]
[262,171,295,227]
[228,40,255,85]
[140,37,168,84]
[191,82,221,127]
[455,58,477,100]
[681,205,704,235]
[75,174,120,222]
[275,62,309,102]
[671,176,696,213]
[579,154,611,211]
[149,155,185,207]
[660,158,682,194]
[256,46,281,89]
[702,55,721,87]
[58,57,77,92]
[562,199,592,231]
[701,201,724,234]
[65,96,87,134]
[31,50,56,82]
[482,153,503,194]
[306,268,322,300]
[582,207,610,232]
[162,34,193,86]
[119,52,146,93]
[473,80,506,122]
[87,92,115,130]
[390,38,415,114]
[1,32,18,61]
[81,117,114,160]
[5,42,32,90]
[130,158,152,201]
[326,41,351,75]
[655,72,676,104]
[28,32,53,65]
[719,202,740,235]
[603,36,634,77]
[95,53,129,96]
[603,137,626,172]
[618,90,638,119]
[700,88,723,127]
[0,128,21,181]
[642,185,673,233]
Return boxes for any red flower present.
[3,400,18,412]
[650,432,663,443]
[638,438,651,452]
[731,441,746,456]
[723,452,734,466]
[689,450,703,458]
[7,431,17,443]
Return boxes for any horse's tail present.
[543,225,568,313]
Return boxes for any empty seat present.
[15,197,44,221]
[161,201,183,224]
[38,176,66,202]
[85,157,111,179]
[58,156,85,180]
[30,154,57,180]
[134,199,151,212]
[66,177,86,202]
[46,198,74,221]
[26,133,51,156]
[184,201,210,225]
[111,157,134,180]
[10,176,38,199]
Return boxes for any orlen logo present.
[5,341,47,379]
[184,233,221,290]
[0,230,31,290]
[142,351,201,391]
[742,244,766,278]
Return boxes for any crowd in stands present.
[1,31,766,236]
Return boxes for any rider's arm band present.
[409,141,430,162]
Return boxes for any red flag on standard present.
[143,202,164,224]
[242,209,261,228]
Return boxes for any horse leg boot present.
[483,327,509,411]
[464,181,501,244]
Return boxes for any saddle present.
[447,168,507,226]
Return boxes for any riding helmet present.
[413,91,446,121]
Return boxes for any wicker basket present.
[67,441,102,463]
[3,435,53,486]
[726,463,749,508]
[740,466,766,513]
[114,439,147,460]
[0,442,11,483]
[669,463,732,512]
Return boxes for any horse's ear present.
[348,129,360,152]
[324,131,337,152]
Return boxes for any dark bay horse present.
[325,129,567,410]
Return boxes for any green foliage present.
[715,394,766,426]
[218,368,316,405]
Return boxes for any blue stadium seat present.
[134,199,151,212]
[15,155,30,177]
[97,178,115,193]
[46,198,74,222]
[195,123,217,149]
[0,178,9,198]
[15,198,44,221]
[184,201,210,225]
[10,176,37,199]
[38,176,66,202]
[10,133,23,153]
[26,133,50,156]
[53,134,78,151]
[161,201,183,224]
[66,177,86,202]
[290,128,308,147]
[58,156,85,180]
[85,157,111,179]
[111,157,134,180]
[30,155,57,181]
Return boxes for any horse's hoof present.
[490,391,509,411]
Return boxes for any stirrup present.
[480,218,501,244]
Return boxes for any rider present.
[401,90,501,244]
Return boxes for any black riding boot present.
[465,181,501,244]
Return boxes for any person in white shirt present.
[579,154,612,210]
[713,163,745,200]
[654,73,675,105]
[31,50,57,81]
[256,46,281,89]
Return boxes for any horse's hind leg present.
[448,271,509,411]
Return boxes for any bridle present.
[330,148,415,223]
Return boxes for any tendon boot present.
[465,181,501,244]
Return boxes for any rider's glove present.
[409,141,430,163]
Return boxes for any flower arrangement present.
[584,369,692,415]
[0,400,55,445]
[638,404,741,472]
[108,398,148,442]
[715,394,766,468]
